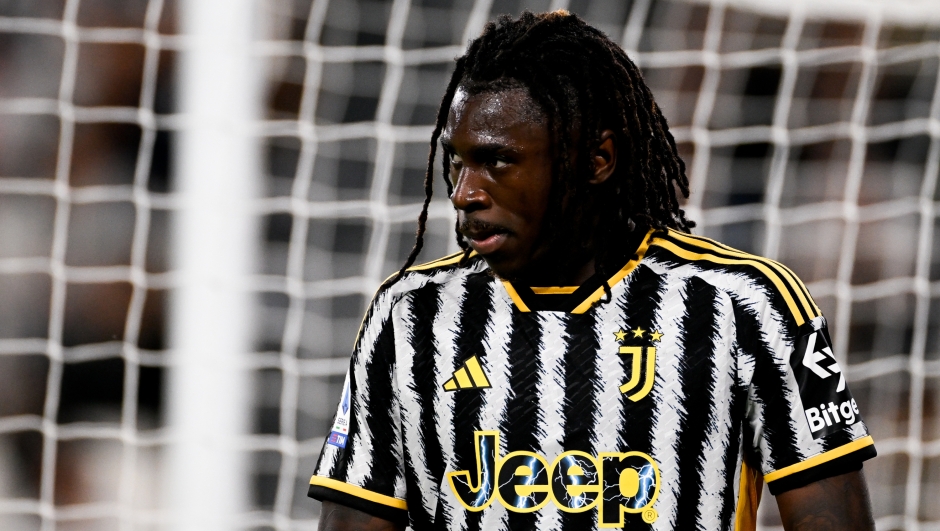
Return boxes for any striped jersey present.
[308,228,876,531]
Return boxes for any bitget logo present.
[789,321,864,439]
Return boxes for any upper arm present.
[318,501,406,531]
[730,267,877,496]
[738,307,876,493]
[775,470,874,531]
[307,286,409,524]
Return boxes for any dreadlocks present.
[393,10,695,293]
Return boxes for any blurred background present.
[0,0,938,529]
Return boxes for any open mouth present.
[467,231,508,254]
[460,220,510,255]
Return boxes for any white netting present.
[253,1,940,529]
[1,0,939,530]
[0,0,177,530]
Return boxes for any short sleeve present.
[743,307,876,495]
[308,287,408,524]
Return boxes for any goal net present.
[0,0,938,530]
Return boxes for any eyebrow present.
[440,140,515,157]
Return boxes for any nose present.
[450,166,490,213]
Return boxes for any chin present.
[479,254,525,280]
[482,244,556,282]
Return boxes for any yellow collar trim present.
[530,286,579,294]
[569,228,656,314]
[499,228,656,314]
[501,281,531,312]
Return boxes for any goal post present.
[164,0,262,529]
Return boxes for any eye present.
[493,159,508,169]
[450,153,463,165]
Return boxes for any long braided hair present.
[392,10,695,295]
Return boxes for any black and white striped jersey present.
[308,228,876,531]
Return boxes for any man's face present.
[441,86,553,279]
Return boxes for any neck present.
[512,252,597,286]
[567,257,597,285]
[511,224,646,287]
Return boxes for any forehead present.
[443,85,546,141]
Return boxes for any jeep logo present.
[446,431,660,526]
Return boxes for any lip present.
[466,231,508,255]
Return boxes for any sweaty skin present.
[442,85,617,285]
[443,86,556,281]
[776,470,875,531]
[316,86,877,531]
[318,501,404,531]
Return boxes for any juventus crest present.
[614,326,661,401]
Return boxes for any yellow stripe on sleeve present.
[665,230,820,318]
[763,436,875,483]
[407,250,476,272]
[309,476,408,510]
[654,239,808,326]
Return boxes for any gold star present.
[632,326,646,338]
[650,330,663,342]
[614,329,627,342]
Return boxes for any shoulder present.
[355,252,487,343]
[377,251,488,300]
[646,228,820,327]
[406,250,474,273]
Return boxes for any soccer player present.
[309,11,876,531]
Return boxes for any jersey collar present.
[501,227,656,313]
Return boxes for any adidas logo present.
[443,355,491,391]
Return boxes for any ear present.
[590,130,617,185]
